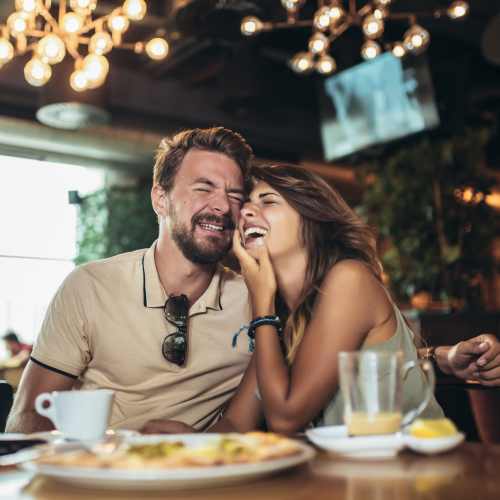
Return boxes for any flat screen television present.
[319,53,440,161]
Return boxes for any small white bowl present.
[403,433,465,455]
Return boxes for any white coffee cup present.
[35,389,114,441]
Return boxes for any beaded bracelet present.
[232,315,283,353]
[247,315,283,339]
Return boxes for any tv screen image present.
[320,53,440,161]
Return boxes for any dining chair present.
[0,380,14,432]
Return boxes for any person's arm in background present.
[421,334,500,386]
[6,361,75,432]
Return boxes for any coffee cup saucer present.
[305,425,405,460]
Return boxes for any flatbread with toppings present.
[37,433,303,469]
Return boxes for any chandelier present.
[0,0,170,92]
[241,1,470,75]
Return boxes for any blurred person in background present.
[1,330,32,369]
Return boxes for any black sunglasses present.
[162,294,189,366]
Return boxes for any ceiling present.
[0,0,499,171]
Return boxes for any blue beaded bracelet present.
[247,315,283,339]
[231,316,283,353]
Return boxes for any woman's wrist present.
[252,298,275,317]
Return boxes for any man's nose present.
[210,192,230,214]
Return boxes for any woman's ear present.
[151,184,169,217]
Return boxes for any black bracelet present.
[248,315,283,339]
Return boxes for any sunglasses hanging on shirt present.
[162,294,189,366]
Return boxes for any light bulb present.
[70,0,96,10]
[308,32,329,54]
[447,1,469,20]
[373,7,388,20]
[329,6,345,24]
[241,16,264,36]
[109,11,130,33]
[15,0,37,13]
[123,0,147,21]
[404,24,430,54]
[37,34,66,64]
[145,38,169,60]
[374,0,392,5]
[281,0,306,13]
[82,54,109,88]
[361,40,382,60]
[89,31,113,55]
[316,54,336,74]
[24,57,52,86]
[62,12,84,34]
[7,12,30,35]
[313,7,332,31]
[290,51,314,73]
[70,69,89,92]
[0,38,15,64]
[391,41,406,58]
[362,14,384,39]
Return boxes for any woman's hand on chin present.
[232,230,277,313]
[140,419,196,434]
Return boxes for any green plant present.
[75,181,157,264]
[360,128,498,308]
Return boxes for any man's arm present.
[6,360,75,433]
[421,334,500,385]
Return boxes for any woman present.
[209,163,443,433]
[145,163,443,434]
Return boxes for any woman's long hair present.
[250,163,383,363]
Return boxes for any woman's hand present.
[232,230,277,315]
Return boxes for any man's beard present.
[170,211,235,265]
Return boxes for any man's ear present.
[151,184,169,217]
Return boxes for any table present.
[1,443,500,500]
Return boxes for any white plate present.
[20,434,315,490]
[306,426,465,459]
[306,426,405,459]
[3,429,138,443]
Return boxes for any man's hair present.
[153,127,253,192]
[3,330,20,343]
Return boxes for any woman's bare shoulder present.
[320,259,379,293]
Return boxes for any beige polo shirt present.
[32,242,253,430]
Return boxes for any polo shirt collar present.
[142,241,223,313]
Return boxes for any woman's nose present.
[240,203,257,218]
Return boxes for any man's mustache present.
[192,213,235,231]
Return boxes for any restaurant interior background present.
[0,0,499,364]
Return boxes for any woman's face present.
[238,180,303,258]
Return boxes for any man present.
[6,127,254,433]
[1,331,32,368]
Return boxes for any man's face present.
[160,150,245,264]
[6,340,19,356]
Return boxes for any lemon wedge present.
[409,418,458,439]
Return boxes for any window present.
[0,156,104,358]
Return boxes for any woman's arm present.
[210,355,265,432]
[255,260,392,433]
[232,231,394,434]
